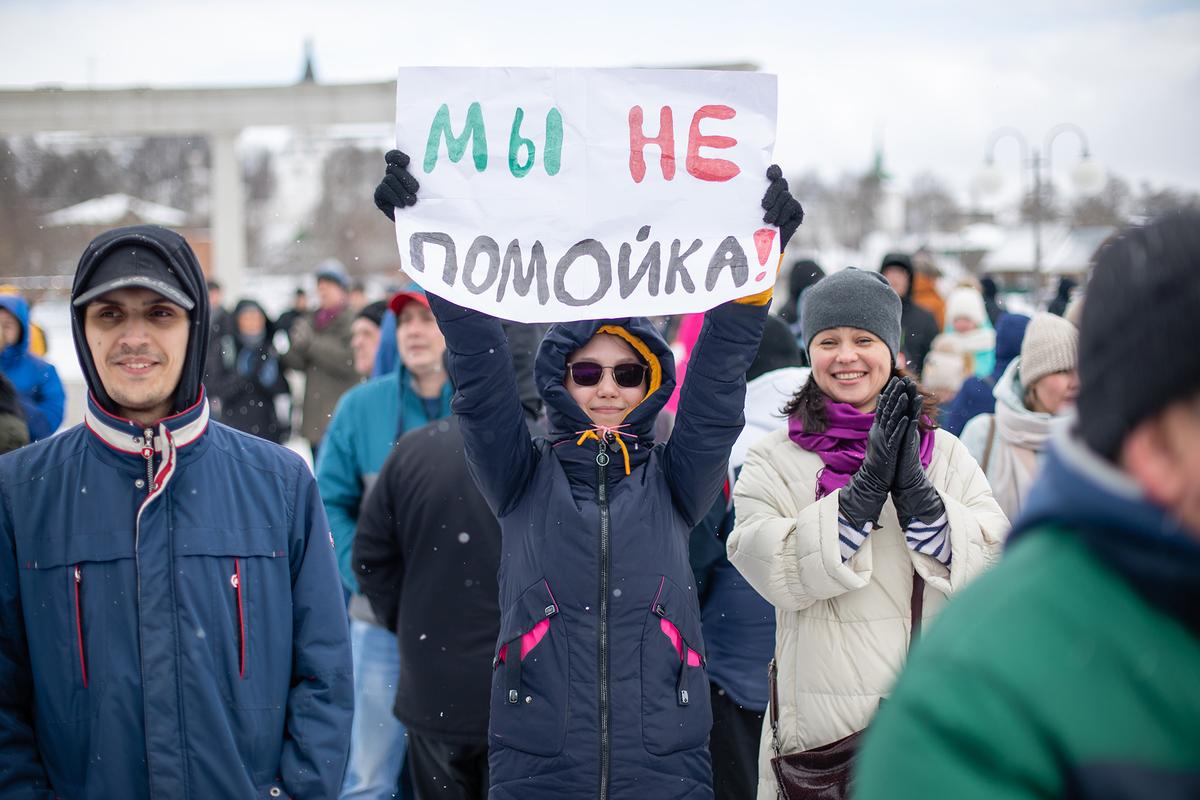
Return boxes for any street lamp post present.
[977,123,1105,302]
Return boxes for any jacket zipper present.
[596,438,611,800]
[141,427,156,492]
[652,603,695,706]
[74,565,88,688]
[234,558,246,678]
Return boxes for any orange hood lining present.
[594,324,663,418]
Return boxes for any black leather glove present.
[838,377,909,530]
[373,150,421,221]
[761,165,805,250]
[891,379,947,526]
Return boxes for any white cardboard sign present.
[392,67,778,323]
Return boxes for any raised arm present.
[374,149,537,516]
[425,293,538,517]
[661,165,803,526]
[662,299,769,525]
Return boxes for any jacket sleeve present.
[908,434,1008,594]
[28,364,64,439]
[0,478,55,798]
[301,324,358,382]
[315,396,363,594]
[958,414,991,467]
[662,300,769,527]
[17,398,52,442]
[280,466,354,800]
[426,293,536,517]
[728,441,874,612]
[352,448,405,631]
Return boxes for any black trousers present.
[710,682,766,800]
[407,732,489,800]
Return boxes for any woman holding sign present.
[726,268,1007,799]
[376,151,802,800]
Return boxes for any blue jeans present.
[340,619,408,800]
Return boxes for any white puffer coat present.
[727,427,1008,800]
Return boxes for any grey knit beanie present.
[801,267,902,359]
[1019,312,1078,389]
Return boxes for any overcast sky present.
[2,0,1198,208]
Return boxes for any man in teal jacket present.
[855,212,1200,798]
[318,289,452,800]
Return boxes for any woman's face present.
[565,333,648,428]
[809,327,894,412]
[952,316,977,333]
[1028,369,1079,415]
[236,307,266,337]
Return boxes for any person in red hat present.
[317,288,453,800]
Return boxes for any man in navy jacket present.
[0,225,354,799]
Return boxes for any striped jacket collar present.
[84,390,210,455]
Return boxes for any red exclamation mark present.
[753,228,777,282]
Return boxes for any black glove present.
[761,165,805,250]
[891,379,946,526]
[373,150,421,221]
[838,377,909,530]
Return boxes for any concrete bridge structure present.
[0,76,395,297]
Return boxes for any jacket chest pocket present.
[489,578,569,757]
[641,575,712,756]
[173,526,291,710]
[19,541,133,724]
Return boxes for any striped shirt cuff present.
[837,516,873,563]
[904,512,951,565]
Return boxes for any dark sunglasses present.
[566,361,648,388]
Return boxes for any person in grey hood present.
[0,225,353,799]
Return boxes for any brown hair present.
[782,367,940,434]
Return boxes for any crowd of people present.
[0,148,1196,800]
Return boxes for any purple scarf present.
[788,399,936,500]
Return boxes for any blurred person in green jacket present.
[854,212,1200,799]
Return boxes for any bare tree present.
[1135,182,1200,219]
[303,145,400,275]
[905,172,961,234]
[1070,175,1132,227]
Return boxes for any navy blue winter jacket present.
[428,293,768,800]
[0,224,352,800]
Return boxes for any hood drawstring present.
[575,424,637,476]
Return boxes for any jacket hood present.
[1010,429,1200,638]
[0,294,30,357]
[232,298,276,341]
[993,357,1033,415]
[71,225,210,417]
[730,366,808,471]
[879,252,915,300]
[535,316,675,441]
[991,312,1030,380]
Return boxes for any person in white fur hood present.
[921,285,996,403]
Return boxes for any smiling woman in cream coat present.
[727,268,1008,799]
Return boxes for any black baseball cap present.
[72,245,195,311]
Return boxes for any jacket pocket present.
[489,578,569,757]
[641,575,712,756]
[174,525,289,710]
[19,546,128,724]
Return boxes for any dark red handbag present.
[768,572,925,800]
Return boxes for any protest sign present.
[392,67,778,323]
